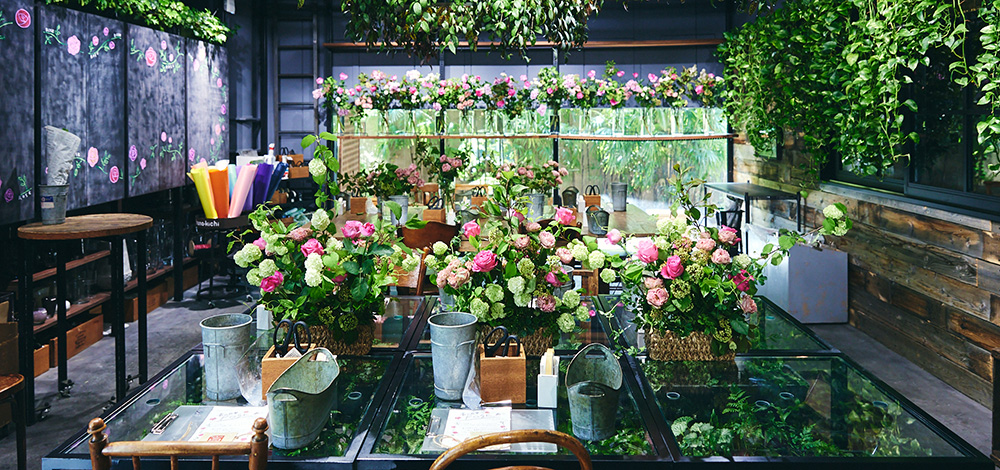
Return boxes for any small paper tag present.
[41,196,54,209]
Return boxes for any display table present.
[18,214,153,421]
[43,295,991,470]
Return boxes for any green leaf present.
[301,135,317,148]
[319,132,337,142]
[405,216,429,229]
[385,201,402,220]
[343,260,360,275]
[351,278,369,301]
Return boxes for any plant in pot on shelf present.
[597,62,633,136]
[414,140,470,215]
[233,134,425,355]
[685,67,725,134]
[565,71,601,134]
[605,165,852,361]
[425,172,606,355]
[366,162,424,225]
[534,67,569,131]
[498,161,567,221]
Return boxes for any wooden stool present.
[0,374,27,470]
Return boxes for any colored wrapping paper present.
[252,163,273,208]
[189,168,218,219]
[228,164,237,200]
[266,162,287,203]
[208,168,230,218]
[228,164,257,218]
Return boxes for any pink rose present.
[646,287,668,308]
[739,294,757,314]
[442,163,452,172]
[109,166,119,183]
[448,268,471,288]
[525,221,541,232]
[545,270,561,286]
[732,270,754,292]
[555,207,576,226]
[332,274,346,283]
[342,220,362,239]
[339,72,348,80]
[661,255,684,279]
[360,222,376,237]
[144,47,157,66]
[67,35,81,55]
[14,9,30,28]
[695,237,717,252]
[252,238,267,250]
[514,236,530,250]
[695,85,704,95]
[718,226,738,245]
[92,36,99,46]
[636,240,659,264]
[260,271,284,292]
[537,295,557,312]
[300,238,324,257]
[471,250,498,272]
[606,229,622,245]
[87,147,99,167]
[539,231,556,249]
[557,247,574,264]
[643,277,663,290]
[129,145,137,162]
[463,221,480,238]
[139,158,146,170]
[711,248,732,264]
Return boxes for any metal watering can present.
[565,343,622,441]
[266,348,340,449]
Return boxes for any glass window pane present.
[912,113,965,191]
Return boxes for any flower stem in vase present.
[669,109,679,135]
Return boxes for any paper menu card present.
[443,407,511,451]
[189,406,268,442]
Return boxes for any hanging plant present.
[46,0,231,44]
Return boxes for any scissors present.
[484,326,521,357]
[273,319,311,356]
[585,184,601,195]
[426,195,444,210]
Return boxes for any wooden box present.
[34,344,50,377]
[287,154,308,179]
[478,344,526,404]
[470,196,487,211]
[49,314,104,365]
[183,265,199,290]
[350,197,370,214]
[261,344,316,399]
[422,208,445,223]
[583,194,601,208]
[122,281,168,322]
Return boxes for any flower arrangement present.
[607,166,852,359]
[652,67,690,109]
[359,162,425,200]
[414,141,470,206]
[686,67,725,108]
[496,161,568,194]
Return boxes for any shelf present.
[324,38,724,50]
[335,133,734,141]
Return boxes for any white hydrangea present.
[507,276,526,295]
[587,251,605,269]
[822,204,844,219]
[258,259,277,277]
[234,244,262,268]
[433,241,449,256]
[575,305,590,321]
[557,313,575,333]
[571,243,589,262]
[305,253,323,271]
[733,254,752,269]
[304,269,323,287]
[486,284,504,303]
[311,209,330,231]
[513,292,531,307]
[308,158,326,178]
[491,302,506,319]
[246,268,263,286]
[401,255,420,272]
[600,268,617,284]
[326,237,344,252]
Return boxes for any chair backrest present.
[716,209,743,232]
[416,183,440,205]
[428,429,592,470]
[401,221,459,250]
[88,417,269,470]
[392,247,428,293]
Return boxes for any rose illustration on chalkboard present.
[4,189,13,203]
[109,166,120,183]
[129,145,137,161]
[14,9,30,28]
[217,78,223,88]
[140,158,147,170]
[214,123,222,136]
[160,40,167,50]
[67,35,80,55]
[103,27,109,36]
[192,59,200,72]
[220,104,227,115]
[160,131,167,142]
[145,47,157,67]
[87,147,99,167]
[109,41,115,50]
[189,149,196,162]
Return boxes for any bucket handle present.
[566,343,620,389]
[269,389,302,402]
[203,342,242,358]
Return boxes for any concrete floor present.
[0,300,992,469]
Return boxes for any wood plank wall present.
[733,138,1000,407]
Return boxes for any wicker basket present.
[309,323,374,356]
[646,328,735,362]
[479,325,555,357]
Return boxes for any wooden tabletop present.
[18,214,154,240]
[0,374,24,399]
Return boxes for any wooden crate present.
[49,314,104,365]
[122,281,169,322]
[478,344,526,404]
[183,265,199,290]
[34,344,50,377]
[261,344,316,399]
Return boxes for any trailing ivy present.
[46,0,232,44]
[953,0,1000,178]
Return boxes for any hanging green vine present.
[46,0,232,44]
[953,0,1000,178]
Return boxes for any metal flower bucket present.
[610,182,628,212]
[566,343,622,441]
[200,313,253,401]
[267,348,340,449]
[429,312,477,400]
[526,192,546,221]
[586,205,609,236]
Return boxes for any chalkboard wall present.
[0,0,35,223]
[127,25,187,197]
[187,40,229,168]
[40,5,125,211]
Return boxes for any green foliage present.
[46,0,232,44]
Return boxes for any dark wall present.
[187,39,230,166]
[0,0,35,224]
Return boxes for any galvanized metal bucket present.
[39,185,69,225]
[566,343,622,441]
[389,194,409,225]
[200,313,253,401]
[526,192,546,221]
[429,312,477,401]
[610,182,627,212]
[267,348,340,449]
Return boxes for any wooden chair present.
[0,374,27,470]
[401,221,459,250]
[391,247,428,295]
[416,183,440,206]
[428,429,592,470]
[87,417,269,470]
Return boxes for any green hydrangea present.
[326,237,344,252]
[470,298,489,321]
[687,264,705,282]
[338,313,358,332]
[432,241,449,256]
[234,244,262,268]
[401,255,420,272]
[507,276,526,295]
[259,259,277,277]
[733,254,752,269]
[547,255,561,267]
[246,268,263,286]
[517,258,535,277]
[670,278,691,298]
[587,251,605,269]
[600,268,617,284]
[575,305,590,321]
[514,292,532,307]
[485,284,504,303]
[657,216,687,239]
[557,313,575,333]
[713,320,733,343]
[571,243,589,262]
[832,219,849,236]
[308,158,326,178]
[311,209,330,231]
[822,204,844,219]
[490,302,505,319]
[317,306,336,328]
[305,269,323,287]
[562,290,581,308]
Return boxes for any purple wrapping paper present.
[251,162,273,208]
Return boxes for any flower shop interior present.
[0,0,999,468]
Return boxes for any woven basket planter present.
[646,328,735,362]
[309,323,374,356]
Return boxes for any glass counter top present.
[361,353,663,466]
[372,296,425,350]
[415,297,609,354]
[596,295,831,353]
[636,355,978,460]
[59,350,395,463]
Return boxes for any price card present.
[442,407,512,450]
